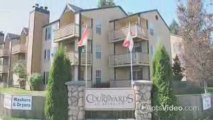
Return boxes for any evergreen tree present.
[45,47,71,120]
[169,20,179,35]
[172,55,183,81]
[152,45,177,120]
[98,0,115,8]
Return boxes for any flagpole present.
[85,38,88,88]
[129,22,134,88]
[130,50,133,87]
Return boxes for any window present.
[96,70,101,84]
[44,49,46,60]
[45,27,51,40]
[155,15,159,20]
[133,68,143,80]
[47,49,50,60]
[96,21,101,35]
[150,29,154,36]
[95,45,101,59]
[79,67,85,81]
[133,43,142,53]
[149,23,154,36]
[44,49,50,61]
[43,72,49,85]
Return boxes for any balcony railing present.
[110,25,148,42]
[0,65,8,73]
[0,49,9,57]
[66,52,92,65]
[12,44,26,54]
[54,24,92,42]
[109,52,149,67]
[110,79,150,87]
[54,24,79,42]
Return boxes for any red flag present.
[78,25,90,47]
[122,24,134,51]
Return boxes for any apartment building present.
[109,10,171,87]
[0,33,20,86]
[0,3,172,88]
[40,4,171,87]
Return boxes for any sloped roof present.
[22,27,29,35]
[5,33,20,41]
[67,3,83,12]
[0,32,4,36]
[77,5,127,16]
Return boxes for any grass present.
[1,117,41,120]
[207,87,213,93]
[0,87,46,96]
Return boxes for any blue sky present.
[0,0,211,34]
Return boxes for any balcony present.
[110,80,150,87]
[54,24,79,42]
[66,52,92,65]
[0,49,9,57]
[109,52,149,67]
[54,24,93,42]
[12,44,26,54]
[0,65,8,73]
[110,25,148,42]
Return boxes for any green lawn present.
[0,87,46,96]
[207,87,213,93]
[2,117,40,120]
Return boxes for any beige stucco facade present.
[170,34,184,61]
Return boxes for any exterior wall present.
[170,34,184,62]
[60,10,75,27]
[27,9,49,77]
[81,7,126,85]
[140,12,171,62]
[41,22,59,84]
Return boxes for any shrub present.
[30,73,43,90]
[45,47,71,120]
[172,55,184,81]
[13,60,27,78]
[152,45,178,120]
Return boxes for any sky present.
[0,0,211,34]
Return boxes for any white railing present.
[66,52,92,65]
[110,79,151,87]
[12,44,26,54]
[110,52,149,67]
[110,25,148,42]
[54,24,93,42]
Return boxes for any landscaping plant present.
[45,47,71,120]
[29,73,43,90]
[152,45,178,120]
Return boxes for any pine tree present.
[172,55,183,81]
[169,20,179,35]
[152,45,177,120]
[45,47,71,120]
[98,0,115,8]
